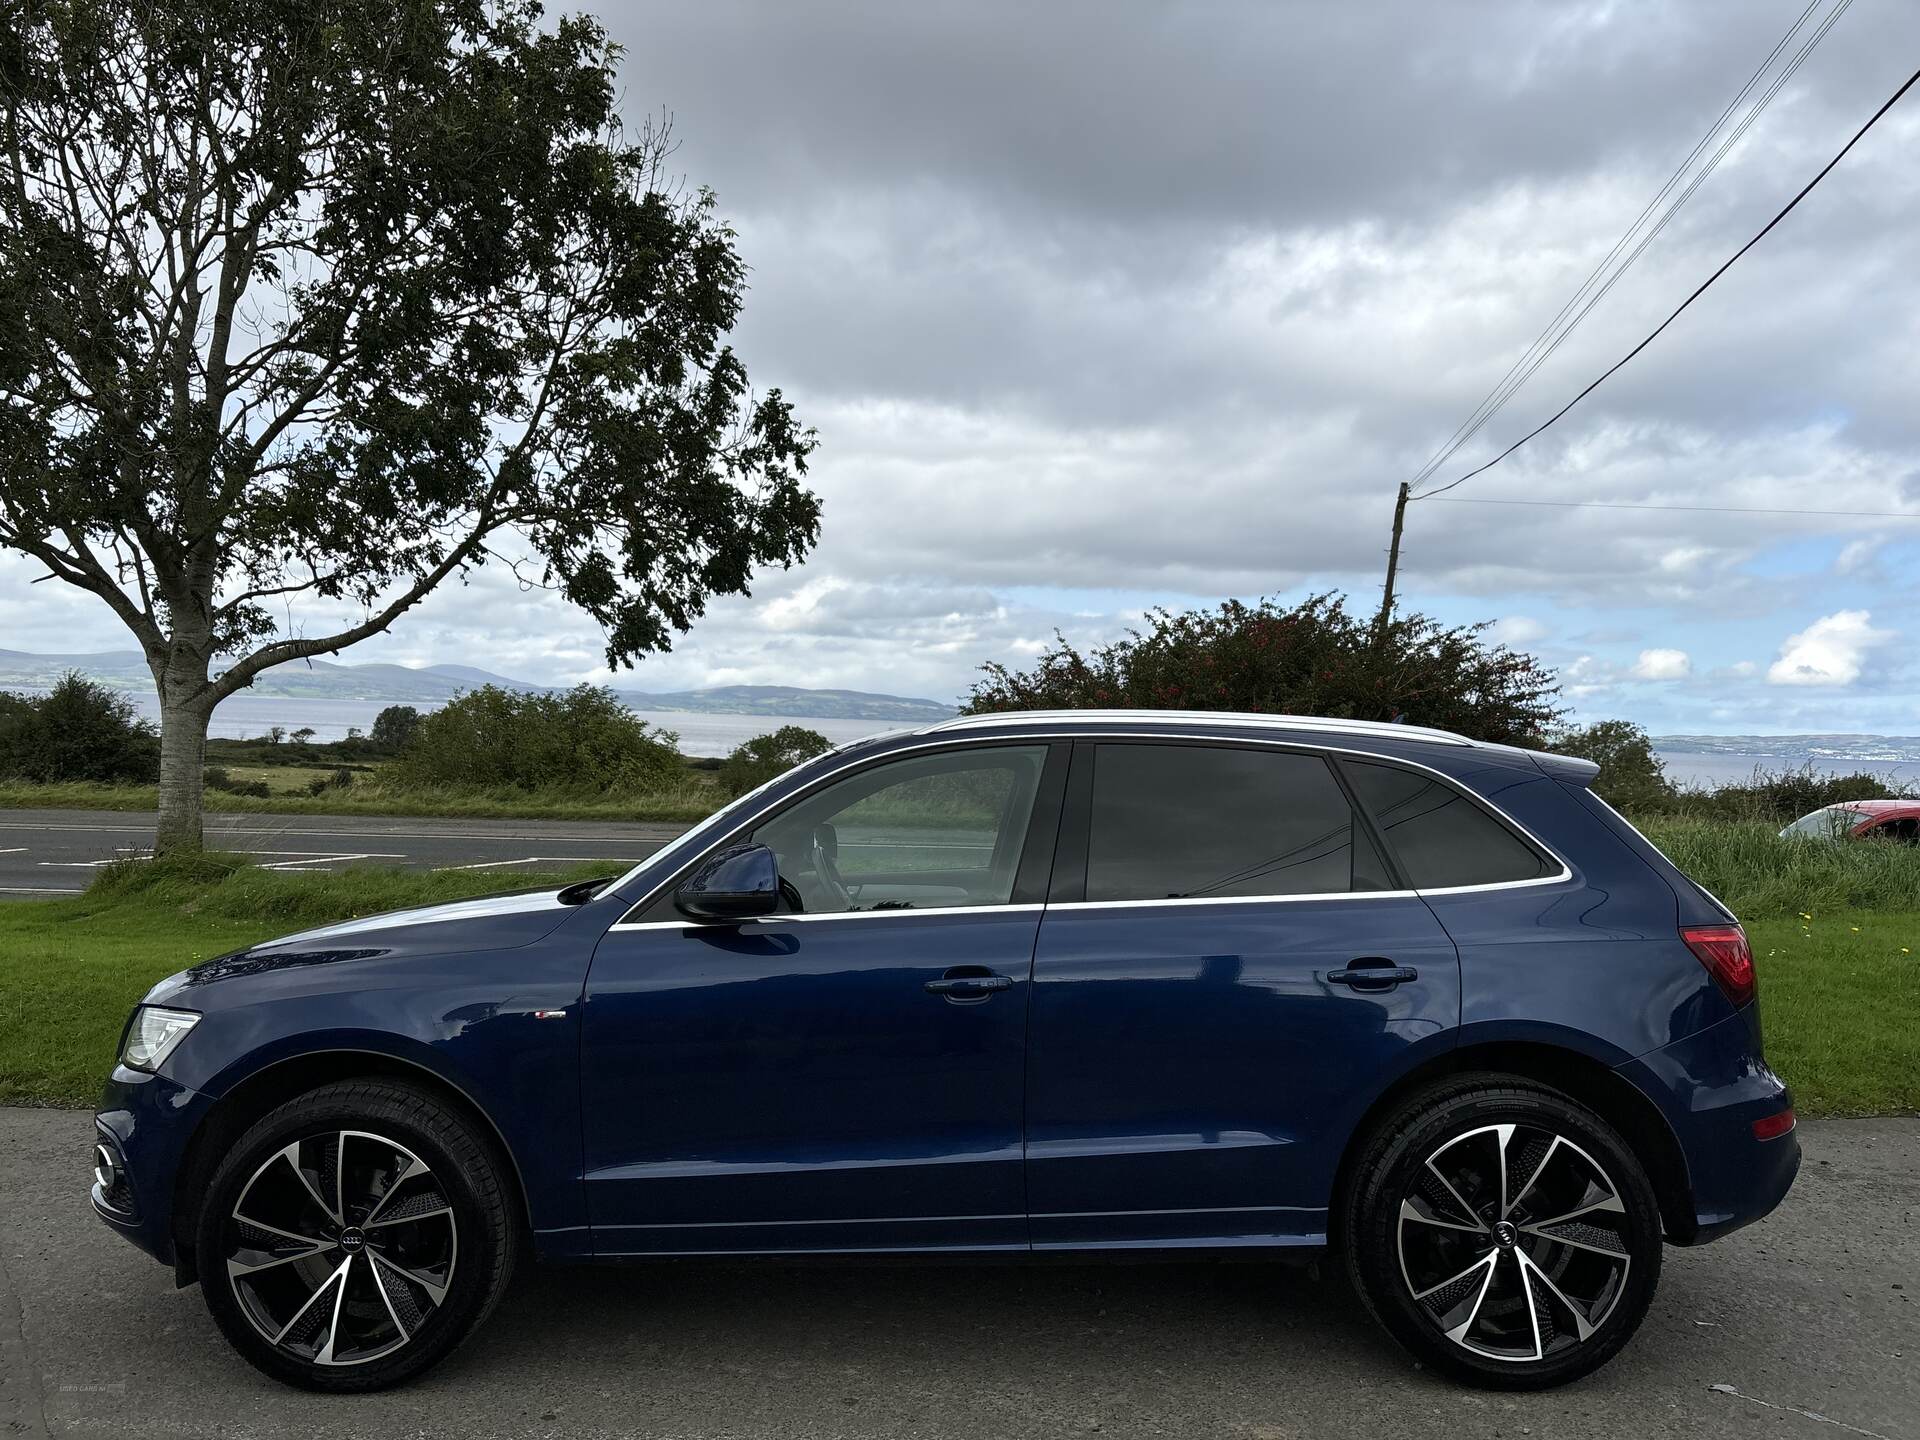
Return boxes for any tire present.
[1340,1073,1663,1390]
[193,1078,518,1392]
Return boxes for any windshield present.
[1780,807,1865,840]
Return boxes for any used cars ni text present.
[94,710,1797,1391]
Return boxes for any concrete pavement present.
[1,1108,1913,1439]
[0,808,690,897]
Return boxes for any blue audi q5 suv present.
[93,711,1798,1391]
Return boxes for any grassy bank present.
[1,854,1914,1114]
[1636,818,1920,917]
[0,776,717,823]
[0,857,617,1106]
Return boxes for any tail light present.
[1681,924,1756,1008]
[1752,1107,1796,1141]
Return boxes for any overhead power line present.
[1429,497,1920,521]
[1405,0,1843,495]
[1415,57,1920,502]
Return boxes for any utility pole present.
[1375,481,1410,637]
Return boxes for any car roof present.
[1829,799,1920,816]
[887,709,1598,782]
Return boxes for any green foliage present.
[966,593,1563,746]
[719,725,833,796]
[1,0,820,849]
[203,766,271,798]
[390,684,682,795]
[1636,818,1920,917]
[370,706,423,752]
[1660,765,1911,824]
[0,672,158,783]
[1549,719,1676,813]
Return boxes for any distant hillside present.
[613,684,954,722]
[0,649,955,723]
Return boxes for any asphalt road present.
[0,1109,1912,1440]
[0,807,689,898]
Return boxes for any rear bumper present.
[1616,1008,1800,1244]
[93,1066,214,1268]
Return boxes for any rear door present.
[1024,739,1460,1249]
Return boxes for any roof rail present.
[922,709,1476,747]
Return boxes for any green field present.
[0,850,1913,1115]
[0,775,717,823]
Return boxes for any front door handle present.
[925,969,1013,1002]
[1327,962,1418,990]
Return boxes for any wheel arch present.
[1331,1039,1697,1245]
[169,1047,534,1283]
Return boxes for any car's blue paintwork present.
[93,715,1797,1276]
[1025,894,1458,1248]
[582,907,1036,1253]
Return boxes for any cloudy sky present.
[10,0,1920,732]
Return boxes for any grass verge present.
[1,859,1914,1115]
[0,777,718,823]
[1636,818,1920,917]
[1745,912,1919,1117]
[0,856,619,1106]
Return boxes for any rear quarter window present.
[1342,759,1557,890]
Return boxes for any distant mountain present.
[612,684,954,722]
[1654,734,1920,764]
[0,649,955,723]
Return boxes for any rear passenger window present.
[1342,761,1555,889]
[1086,744,1390,901]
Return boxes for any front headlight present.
[120,1006,200,1072]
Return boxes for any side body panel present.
[580,908,1039,1254]
[1025,894,1461,1247]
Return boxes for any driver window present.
[753,746,1049,914]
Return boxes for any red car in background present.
[1780,799,1920,843]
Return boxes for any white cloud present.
[1629,648,1691,681]
[1766,611,1894,688]
[1490,615,1548,647]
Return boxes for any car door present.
[581,740,1066,1255]
[1025,739,1460,1249]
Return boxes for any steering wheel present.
[809,823,852,911]
[778,875,806,913]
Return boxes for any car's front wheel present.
[1342,1074,1664,1389]
[194,1077,517,1392]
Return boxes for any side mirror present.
[674,843,781,921]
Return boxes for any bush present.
[719,725,833,796]
[1664,765,1911,824]
[389,685,682,795]
[370,705,422,752]
[1548,720,1676,814]
[0,672,159,783]
[965,593,1563,746]
[306,767,355,796]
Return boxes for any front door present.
[582,741,1065,1255]
[1025,740,1460,1248]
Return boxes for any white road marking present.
[0,885,83,894]
[0,847,26,855]
[431,855,631,872]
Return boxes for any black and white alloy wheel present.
[196,1079,516,1392]
[223,1130,457,1367]
[1397,1124,1632,1362]
[1344,1075,1664,1389]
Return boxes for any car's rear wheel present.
[1342,1074,1663,1389]
[194,1078,516,1392]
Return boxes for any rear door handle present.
[1327,963,1418,990]
[925,970,1013,1001]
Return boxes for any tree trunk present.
[155,695,211,855]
